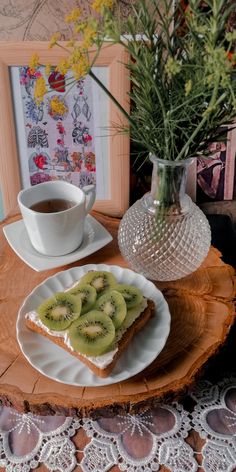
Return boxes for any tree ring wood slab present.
[0,211,235,418]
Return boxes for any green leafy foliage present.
[100,0,236,162]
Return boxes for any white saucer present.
[3,215,113,272]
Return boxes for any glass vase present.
[118,155,211,281]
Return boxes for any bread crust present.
[25,299,156,378]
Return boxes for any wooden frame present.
[186,125,236,203]
[0,42,130,218]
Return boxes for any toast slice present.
[25,298,155,378]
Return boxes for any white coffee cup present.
[17,181,96,256]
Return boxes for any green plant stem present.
[120,38,171,158]
[175,77,225,161]
[54,42,70,54]
[153,161,186,224]
[50,0,236,165]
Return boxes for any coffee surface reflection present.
[30,199,76,213]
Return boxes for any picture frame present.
[186,124,236,203]
[0,41,130,218]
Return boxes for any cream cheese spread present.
[25,297,148,369]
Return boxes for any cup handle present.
[83,185,96,215]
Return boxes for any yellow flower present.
[165,57,181,79]
[74,22,87,34]
[56,58,70,75]
[71,56,90,80]
[92,0,113,13]
[226,31,236,42]
[65,8,81,23]
[82,24,97,49]
[29,53,40,70]
[185,79,192,96]
[70,47,83,64]
[67,40,75,48]
[34,77,47,105]
[45,63,52,76]
[50,96,68,116]
[49,32,61,49]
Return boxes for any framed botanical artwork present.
[0,41,130,218]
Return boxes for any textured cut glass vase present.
[118,155,211,281]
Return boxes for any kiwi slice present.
[37,292,81,331]
[79,271,117,296]
[95,290,127,329]
[68,283,97,315]
[68,310,115,356]
[121,301,146,331]
[111,284,143,308]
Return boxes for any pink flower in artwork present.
[33,154,47,169]
[49,71,66,93]
[83,133,92,144]
[26,67,42,78]
[57,138,64,146]
[35,71,42,78]
[86,163,96,172]
[30,173,52,185]
[57,122,66,135]
[20,77,28,85]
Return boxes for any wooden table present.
[0,211,235,418]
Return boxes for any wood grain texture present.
[0,59,21,215]
[0,211,235,418]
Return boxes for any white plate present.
[3,215,112,272]
[16,264,171,387]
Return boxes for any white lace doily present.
[0,401,197,472]
[1,378,236,472]
[82,403,197,472]
[191,377,236,472]
[0,407,81,472]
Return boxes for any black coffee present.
[30,198,76,213]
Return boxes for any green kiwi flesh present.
[68,310,115,356]
[120,301,147,331]
[106,284,143,309]
[37,292,82,331]
[79,271,117,296]
[99,300,148,354]
[68,283,97,314]
[95,290,127,329]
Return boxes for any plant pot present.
[118,155,211,281]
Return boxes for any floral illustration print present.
[33,153,48,170]
[48,71,66,92]
[25,98,44,124]
[18,64,96,191]
[47,95,69,121]
[27,126,48,148]
[72,122,92,145]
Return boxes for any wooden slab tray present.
[0,211,235,418]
